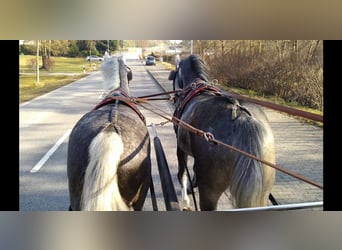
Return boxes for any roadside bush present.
[206,47,323,111]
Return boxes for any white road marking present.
[30,129,72,173]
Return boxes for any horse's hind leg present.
[181,172,191,210]
[176,147,188,184]
[197,173,224,211]
[195,161,228,211]
[197,185,223,211]
[176,147,192,210]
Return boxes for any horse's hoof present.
[182,207,192,211]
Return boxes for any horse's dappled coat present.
[169,54,276,210]
[67,56,151,211]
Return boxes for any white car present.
[86,55,104,62]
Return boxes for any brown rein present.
[136,90,182,99]
[110,88,323,190]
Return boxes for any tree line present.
[20,40,122,72]
[20,40,121,57]
[190,40,323,111]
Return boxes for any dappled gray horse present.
[169,54,276,210]
[67,56,151,211]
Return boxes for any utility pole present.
[190,40,193,54]
[36,40,40,84]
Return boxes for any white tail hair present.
[81,129,132,211]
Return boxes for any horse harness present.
[93,88,146,126]
[174,79,251,121]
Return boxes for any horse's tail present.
[81,125,132,211]
[229,117,275,208]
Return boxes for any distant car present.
[86,55,104,62]
[145,56,156,66]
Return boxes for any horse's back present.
[179,95,273,152]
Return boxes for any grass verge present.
[19,74,88,103]
[19,55,99,104]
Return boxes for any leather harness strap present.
[174,80,251,120]
[93,89,146,124]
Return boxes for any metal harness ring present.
[203,132,215,143]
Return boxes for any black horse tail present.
[80,125,132,211]
[229,116,275,208]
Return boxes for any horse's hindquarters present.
[117,112,151,210]
[177,96,276,210]
[67,106,151,211]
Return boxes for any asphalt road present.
[19,58,323,211]
[20,71,106,210]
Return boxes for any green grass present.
[19,55,100,103]
[19,74,88,103]
[19,55,101,73]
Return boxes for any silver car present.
[145,56,156,66]
[86,55,104,62]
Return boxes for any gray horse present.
[169,54,276,211]
[67,56,151,211]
